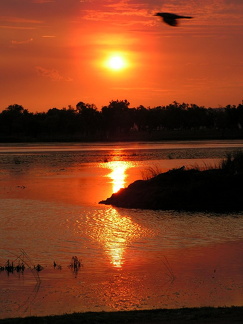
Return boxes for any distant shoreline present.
[1,307,243,324]
[1,102,243,143]
[0,128,242,143]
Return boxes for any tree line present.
[0,100,243,142]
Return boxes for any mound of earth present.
[99,167,243,212]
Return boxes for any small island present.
[100,152,243,212]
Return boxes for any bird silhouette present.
[155,12,193,26]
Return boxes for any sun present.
[106,54,127,71]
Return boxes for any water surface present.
[0,140,243,318]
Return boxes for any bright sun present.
[106,55,127,71]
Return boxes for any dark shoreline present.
[100,162,243,212]
[1,307,243,324]
[0,127,242,143]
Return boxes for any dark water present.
[0,140,243,318]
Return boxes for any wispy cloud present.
[31,0,55,3]
[11,38,34,45]
[41,35,56,38]
[111,86,172,93]
[81,0,149,19]
[0,16,43,24]
[0,15,43,30]
[35,66,73,82]
[0,25,37,30]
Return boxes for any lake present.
[0,140,243,319]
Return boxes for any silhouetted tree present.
[134,105,149,131]
[0,104,29,136]
[76,102,101,138]
[101,100,134,138]
[237,104,243,130]
[1,100,243,141]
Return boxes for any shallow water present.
[0,140,243,318]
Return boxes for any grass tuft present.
[141,165,162,180]
[220,150,243,174]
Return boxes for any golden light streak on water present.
[83,208,149,268]
[105,160,134,193]
[101,209,140,268]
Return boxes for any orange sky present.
[1,0,243,112]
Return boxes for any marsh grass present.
[220,150,243,174]
[0,250,41,280]
[142,151,243,178]
[192,150,243,173]
[162,256,176,282]
[141,165,162,180]
[189,160,219,171]
[0,250,42,316]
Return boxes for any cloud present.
[35,66,73,82]
[11,38,34,44]
[0,0,82,26]
[82,0,149,18]
[111,86,172,93]
[0,15,43,30]
[0,25,37,30]
[32,0,55,3]
[0,16,42,24]
[41,35,56,38]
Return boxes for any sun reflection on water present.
[102,160,134,193]
[84,208,150,268]
[80,158,150,268]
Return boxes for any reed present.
[220,150,243,174]
[162,256,176,283]
[141,165,162,180]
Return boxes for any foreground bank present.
[100,151,243,212]
[1,307,243,324]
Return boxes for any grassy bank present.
[1,307,243,324]
[100,151,243,212]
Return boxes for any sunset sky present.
[1,0,243,112]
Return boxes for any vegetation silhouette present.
[0,100,243,142]
[1,307,243,324]
[99,151,243,212]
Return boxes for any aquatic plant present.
[53,261,62,270]
[220,150,243,174]
[141,165,162,180]
[69,256,82,277]
[0,254,26,275]
[34,264,44,272]
[162,256,176,283]
[0,250,42,282]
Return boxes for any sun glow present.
[105,54,127,71]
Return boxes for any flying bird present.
[154,12,193,26]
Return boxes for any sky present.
[1,0,243,112]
